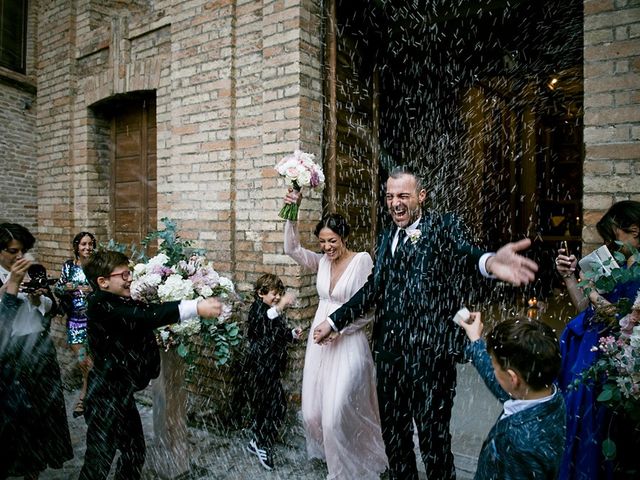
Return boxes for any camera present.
[20,264,55,293]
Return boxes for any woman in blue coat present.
[556,200,640,479]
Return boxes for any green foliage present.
[99,238,146,263]
[578,242,640,298]
[142,217,205,265]
[602,438,617,460]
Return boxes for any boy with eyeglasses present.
[79,250,222,480]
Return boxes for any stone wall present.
[583,0,640,250]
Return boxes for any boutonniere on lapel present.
[406,228,421,244]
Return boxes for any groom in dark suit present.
[313,166,538,480]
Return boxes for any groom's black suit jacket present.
[330,212,483,372]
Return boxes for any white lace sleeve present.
[284,221,321,272]
[340,252,375,335]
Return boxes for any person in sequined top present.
[54,231,96,417]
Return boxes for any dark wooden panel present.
[111,95,157,246]
[114,209,142,233]
[115,183,142,209]
[115,107,142,131]
[147,180,157,205]
[115,131,142,157]
[115,155,142,183]
[114,232,140,247]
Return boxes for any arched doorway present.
[91,92,157,247]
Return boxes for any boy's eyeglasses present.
[3,248,26,255]
[106,270,132,281]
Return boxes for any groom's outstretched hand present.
[313,320,333,344]
[486,238,538,286]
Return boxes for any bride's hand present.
[322,331,340,345]
[313,320,332,344]
[284,188,302,206]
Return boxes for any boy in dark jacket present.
[79,250,222,480]
[245,273,301,470]
[458,314,566,480]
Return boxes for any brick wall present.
[583,0,640,250]
[34,0,322,284]
[36,1,77,268]
[0,0,38,231]
[0,80,37,229]
[31,0,324,410]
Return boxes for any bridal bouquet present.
[275,149,325,220]
[128,219,242,366]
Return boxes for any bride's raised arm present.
[284,220,321,272]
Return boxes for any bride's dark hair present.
[314,213,350,240]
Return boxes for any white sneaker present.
[246,439,274,470]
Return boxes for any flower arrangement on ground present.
[275,149,325,220]
[128,218,242,366]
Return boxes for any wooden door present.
[111,97,157,246]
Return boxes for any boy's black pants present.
[249,367,286,448]
[78,374,145,480]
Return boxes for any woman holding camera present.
[0,223,72,479]
[55,231,96,418]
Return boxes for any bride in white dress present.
[283,192,387,480]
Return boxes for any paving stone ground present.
[22,366,491,480]
[27,389,331,480]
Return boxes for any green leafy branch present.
[142,217,205,265]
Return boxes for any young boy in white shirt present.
[458,314,566,480]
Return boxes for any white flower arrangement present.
[117,218,245,365]
[130,251,241,365]
[274,150,325,191]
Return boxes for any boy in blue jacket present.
[459,314,566,480]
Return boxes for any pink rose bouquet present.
[275,149,325,220]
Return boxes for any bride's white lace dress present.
[285,221,387,479]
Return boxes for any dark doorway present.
[325,0,584,279]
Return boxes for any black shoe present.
[246,439,274,470]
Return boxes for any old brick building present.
[2,0,638,279]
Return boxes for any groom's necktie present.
[393,228,407,256]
